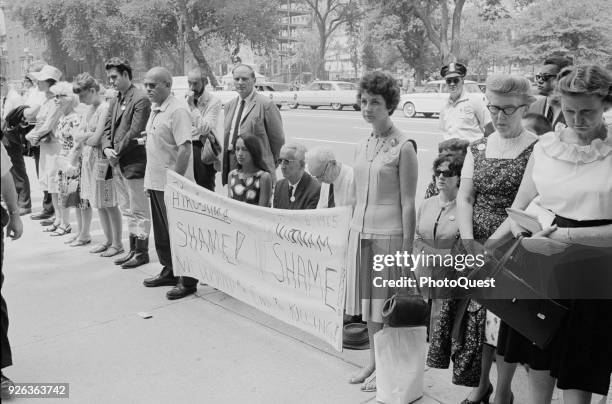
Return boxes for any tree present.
[302,0,364,78]
[514,0,612,65]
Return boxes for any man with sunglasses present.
[528,56,573,131]
[439,62,492,142]
[273,143,320,210]
[306,147,354,209]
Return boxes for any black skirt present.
[496,215,612,395]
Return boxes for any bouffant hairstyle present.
[438,138,470,155]
[556,65,612,108]
[543,56,573,72]
[237,134,269,173]
[357,71,401,115]
[104,57,133,80]
[433,152,464,179]
[72,72,100,94]
[485,74,537,105]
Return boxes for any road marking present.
[292,137,358,145]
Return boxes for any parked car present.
[398,80,484,118]
[289,81,359,111]
[255,82,294,109]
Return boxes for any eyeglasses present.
[486,104,527,116]
[434,169,457,178]
[277,158,297,166]
[143,82,159,90]
[535,73,556,82]
[54,94,69,99]
[445,77,461,85]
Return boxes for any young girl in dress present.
[227,135,272,207]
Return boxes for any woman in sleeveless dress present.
[346,71,418,392]
[428,75,538,403]
[227,134,272,207]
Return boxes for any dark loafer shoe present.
[31,210,54,220]
[143,274,178,288]
[166,284,197,300]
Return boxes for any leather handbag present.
[382,270,429,328]
[200,132,221,165]
[470,235,568,349]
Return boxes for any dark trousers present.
[149,190,197,287]
[1,224,13,369]
[5,141,31,209]
[32,147,53,213]
[192,141,216,191]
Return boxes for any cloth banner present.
[165,171,350,351]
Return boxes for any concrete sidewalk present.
[2,160,604,404]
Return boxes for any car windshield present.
[423,85,439,93]
[337,83,356,90]
[271,83,289,91]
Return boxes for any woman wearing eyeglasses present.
[494,65,612,404]
[346,71,418,393]
[414,152,463,336]
[434,74,538,403]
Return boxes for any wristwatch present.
[8,208,19,216]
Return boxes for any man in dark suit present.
[222,64,284,186]
[273,143,320,210]
[101,57,152,268]
[529,56,573,131]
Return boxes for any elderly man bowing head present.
[140,67,198,301]
[273,143,320,210]
[307,147,354,209]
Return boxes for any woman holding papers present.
[493,65,612,404]
[346,71,418,392]
[443,74,538,403]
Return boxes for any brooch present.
[477,143,486,151]
[449,215,456,221]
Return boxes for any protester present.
[439,62,492,142]
[424,138,470,199]
[273,143,320,209]
[1,78,31,215]
[0,142,24,396]
[140,67,196,301]
[101,57,152,269]
[227,135,272,206]
[306,147,354,209]
[529,56,573,130]
[222,64,284,185]
[522,112,553,136]
[50,82,86,238]
[494,64,612,404]
[73,73,124,255]
[429,74,538,403]
[187,67,222,190]
[346,71,418,392]
[415,152,463,333]
[24,65,64,223]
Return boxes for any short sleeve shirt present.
[439,91,490,142]
[1,143,12,176]
[144,95,194,191]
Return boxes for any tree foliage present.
[513,0,612,65]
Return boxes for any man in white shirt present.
[186,67,222,190]
[139,67,196,301]
[306,147,354,209]
[438,62,491,142]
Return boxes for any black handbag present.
[470,235,568,349]
[381,270,429,328]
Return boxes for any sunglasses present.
[535,73,556,82]
[277,158,297,165]
[445,77,461,85]
[54,94,69,99]
[486,104,527,116]
[434,169,457,178]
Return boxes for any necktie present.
[231,100,246,149]
[545,103,554,124]
[328,183,335,208]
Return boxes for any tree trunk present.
[187,38,219,87]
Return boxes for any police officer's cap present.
[440,62,467,78]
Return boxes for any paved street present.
[2,110,607,403]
